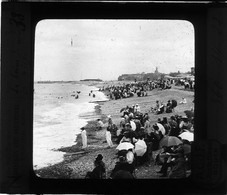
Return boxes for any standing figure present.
[106,125,114,148]
[81,127,87,149]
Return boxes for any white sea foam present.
[33,83,107,169]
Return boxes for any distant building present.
[118,74,143,81]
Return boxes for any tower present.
[154,67,159,74]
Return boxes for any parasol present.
[179,132,194,142]
[159,136,182,148]
[135,139,147,157]
[116,142,134,151]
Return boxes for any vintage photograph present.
[33,19,195,179]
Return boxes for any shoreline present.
[35,85,194,179]
[35,94,111,179]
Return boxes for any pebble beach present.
[35,81,194,179]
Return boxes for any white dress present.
[81,130,87,148]
[106,130,113,147]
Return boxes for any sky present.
[34,19,194,81]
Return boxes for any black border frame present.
[1,2,227,194]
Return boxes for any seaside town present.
[35,67,195,179]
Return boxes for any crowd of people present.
[99,78,173,100]
[84,99,194,179]
[83,78,194,179]
[98,77,194,101]
[175,78,195,90]
[150,99,178,114]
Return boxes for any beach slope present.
[35,86,194,179]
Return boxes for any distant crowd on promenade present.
[99,78,194,100]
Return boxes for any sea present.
[33,82,108,169]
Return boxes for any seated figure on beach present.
[166,100,173,113]
[126,148,135,165]
[116,121,127,144]
[156,102,165,115]
[110,156,135,179]
[137,91,142,97]
[118,131,130,144]
[128,105,135,114]
[160,117,171,135]
[171,99,177,111]
[179,116,192,133]
[179,97,187,104]
[156,146,174,177]
[120,123,137,144]
[134,104,141,114]
[85,154,106,179]
[129,119,137,131]
[169,116,178,131]
[143,117,152,138]
[146,131,160,151]
[151,100,160,113]
[153,123,165,140]
[97,119,104,130]
[168,145,187,178]
[120,117,126,129]
[133,116,142,132]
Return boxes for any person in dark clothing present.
[168,126,181,137]
[156,146,174,177]
[147,131,160,151]
[169,116,178,128]
[145,141,153,165]
[161,117,171,135]
[166,100,172,113]
[133,116,142,132]
[111,170,134,179]
[168,146,187,178]
[171,99,177,111]
[110,156,135,179]
[168,116,181,136]
[85,154,106,179]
